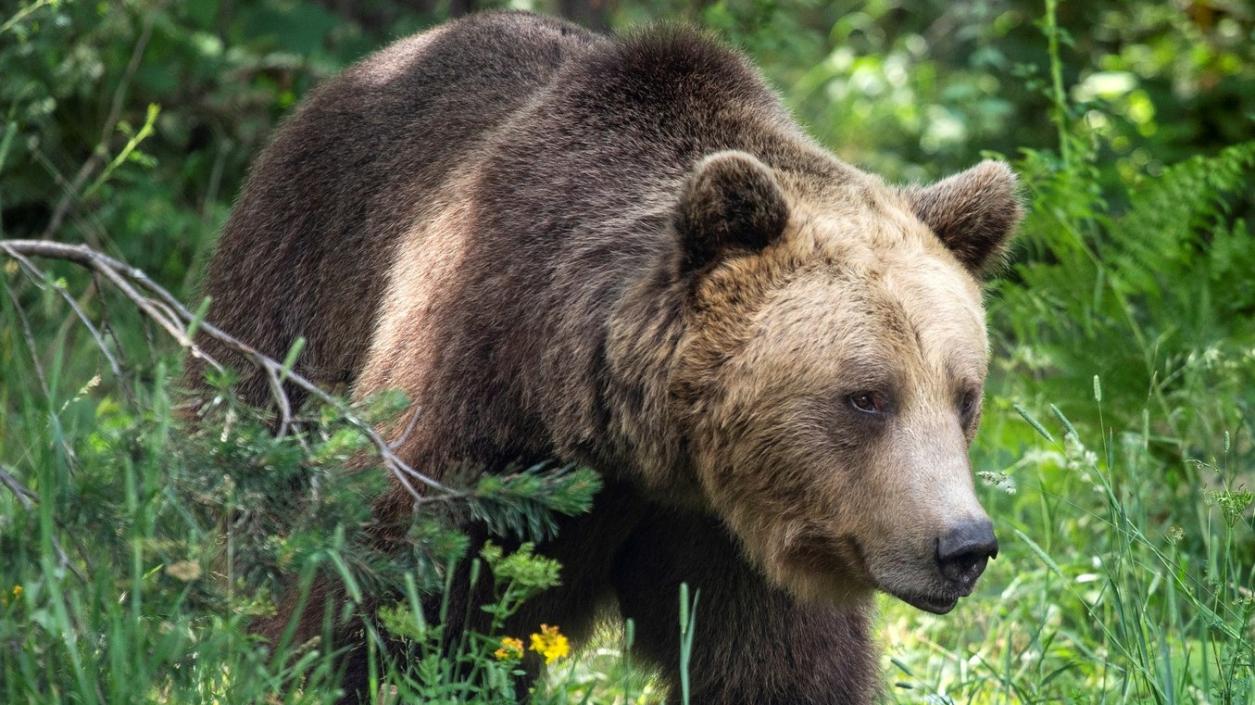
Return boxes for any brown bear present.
[190,11,1019,704]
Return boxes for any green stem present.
[1044,0,1070,165]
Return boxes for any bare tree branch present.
[1,274,79,471]
[5,246,128,395]
[0,463,86,582]
[0,465,37,510]
[0,239,457,503]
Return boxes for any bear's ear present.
[675,150,789,273]
[904,160,1023,277]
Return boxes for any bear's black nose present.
[936,519,998,590]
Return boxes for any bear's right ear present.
[903,160,1022,277]
[675,150,789,273]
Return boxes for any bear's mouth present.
[889,588,961,615]
[777,532,968,615]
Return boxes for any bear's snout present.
[935,519,998,593]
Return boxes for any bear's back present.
[192,12,844,480]
[191,12,601,404]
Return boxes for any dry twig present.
[0,463,86,582]
[0,239,456,503]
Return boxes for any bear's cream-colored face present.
[672,151,1020,613]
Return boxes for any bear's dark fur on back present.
[192,13,601,402]
[194,11,840,450]
[193,12,881,704]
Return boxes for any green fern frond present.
[1112,141,1255,298]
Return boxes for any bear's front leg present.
[613,509,876,705]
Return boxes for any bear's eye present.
[959,390,980,422]
[848,391,889,415]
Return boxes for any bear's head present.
[672,151,1020,614]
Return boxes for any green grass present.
[1,0,1253,703]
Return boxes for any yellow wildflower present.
[11,585,21,599]
[528,624,570,664]
[493,636,525,661]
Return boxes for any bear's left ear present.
[904,160,1023,277]
[675,150,790,273]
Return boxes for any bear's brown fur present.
[191,11,1020,704]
